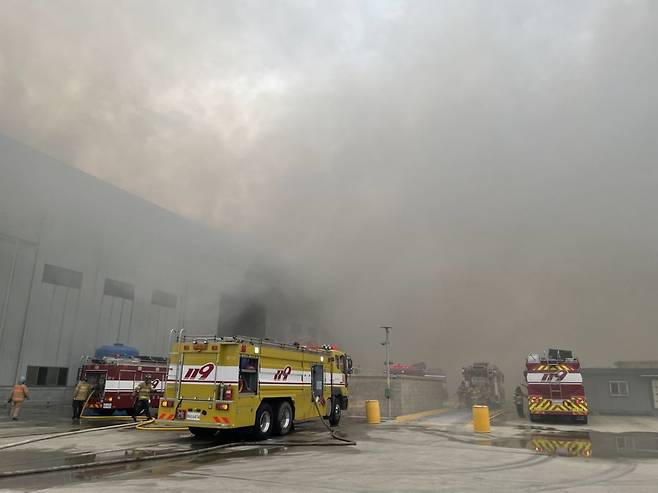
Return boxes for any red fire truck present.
[79,344,167,415]
[525,348,588,424]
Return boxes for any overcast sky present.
[1,1,657,382]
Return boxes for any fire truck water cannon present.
[525,348,588,424]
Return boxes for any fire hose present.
[0,435,355,479]
[0,398,356,476]
[0,420,144,451]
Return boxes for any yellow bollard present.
[472,405,490,433]
[365,400,381,424]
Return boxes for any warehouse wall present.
[0,134,247,402]
[347,375,447,417]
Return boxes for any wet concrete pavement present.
[1,408,658,491]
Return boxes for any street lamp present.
[381,326,391,419]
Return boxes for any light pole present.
[381,326,391,419]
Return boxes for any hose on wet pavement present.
[313,398,357,445]
[0,420,147,451]
[0,433,356,478]
[0,399,356,477]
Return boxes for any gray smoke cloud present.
[1,0,658,387]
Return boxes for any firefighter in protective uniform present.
[132,375,153,421]
[72,376,92,420]
[457,381,468,408]
[514,385,526,418]
[470,386,483,406]
[8,377,29,421]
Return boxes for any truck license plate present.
[187,411,201,421]
[102,403,112,409]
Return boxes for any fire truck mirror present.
[311,364,324,401]
[347,357,354,375]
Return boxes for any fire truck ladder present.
[549,381,562,401]
[172,329,185,402]
[173,334,332,355]
[545,358,564,401]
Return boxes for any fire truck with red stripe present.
[525,348,588,424]
[78,343,167,414]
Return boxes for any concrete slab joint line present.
[395,408,450,423]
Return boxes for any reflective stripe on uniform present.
[135,382,152,400]
[11,384,27,402]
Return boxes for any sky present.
[1,0,658,386]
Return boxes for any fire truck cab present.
[158,334,353,438]
[79,344,167,414]
[525,348,588,424]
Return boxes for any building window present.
[26,366,69,386]
[42,264,82,289]
[609,380,629,397]
[103,278,135,300]
[151,290,177,308]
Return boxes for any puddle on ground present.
[479,431,658,459]
[408,424,658,460]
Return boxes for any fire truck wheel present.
[254,402,274,439]
[189,427,218,439]
[273,401,293,436]
[328,398,341,426]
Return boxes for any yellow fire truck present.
[158,333,353,438]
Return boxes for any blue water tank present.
[94,343,140,358]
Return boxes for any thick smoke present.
[1,1,658,388]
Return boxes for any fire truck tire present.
[254,403,274,439]
[273,401,293,436]
[328,398,341,427]
[189,427,218,439]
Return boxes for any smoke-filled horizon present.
[2,0,658,387]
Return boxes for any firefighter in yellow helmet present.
[8,377,29,421]
[132,375,153,421]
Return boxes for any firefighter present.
[7,377,29,421]
[72,376,92,421]
[457,381,468,408]
[470,386,483,406]
[514,385,526,418]
[132,375,153,421]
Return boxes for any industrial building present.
[0,133,252,402]
[582,362,658,416]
